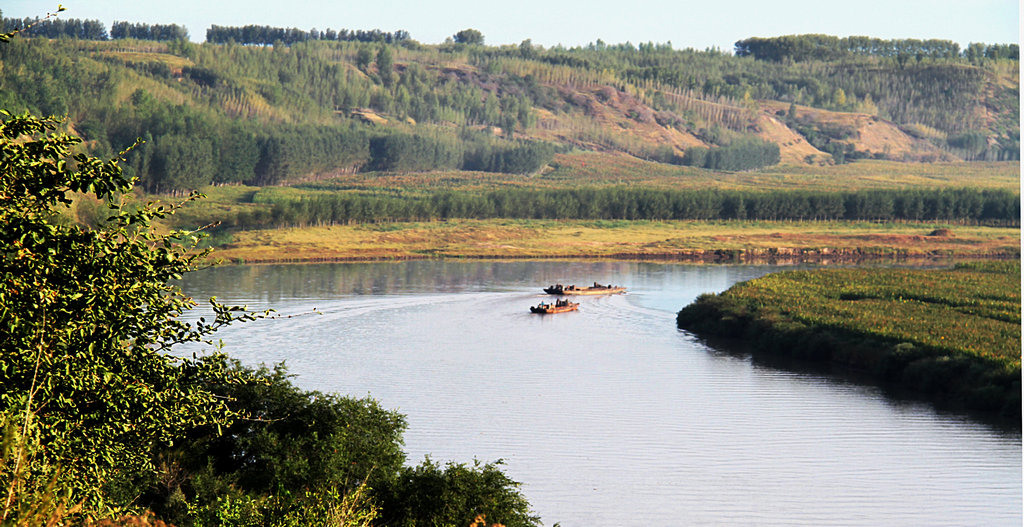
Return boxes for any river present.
[177,260,1021,526]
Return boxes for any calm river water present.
[177,260,1021,526]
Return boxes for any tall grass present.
[677,263,1022,420]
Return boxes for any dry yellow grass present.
[208,219,1020,263]
[94,50,194,69]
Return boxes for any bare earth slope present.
[752,113,827,164]
[760,101,956,162]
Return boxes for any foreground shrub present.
[141,359,539,527]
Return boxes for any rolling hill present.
[0,24,1018,194]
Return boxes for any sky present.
[1,0,1019,52]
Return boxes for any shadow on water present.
[685,331,1022,435]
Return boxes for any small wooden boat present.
[543,282,626,296]
[530,299,579,314]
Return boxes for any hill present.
[0,25,1018,193]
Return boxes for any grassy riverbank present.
[676,262,1021,421]
[204,219,1020,263]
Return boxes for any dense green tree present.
[1,15,108,40]
[376,44,395,87]
[947,131,989,160]
[734,35,968,62]
[379,458,539,527]
[454,28,484,45]
[0,110,257,514]
[214,125,259,184]
[519,38,535,58]
[462,139,556,174]
[149,134,216,193]
[140,360,404,524]
[355,45,373,71]
[110,21,188,41]
[254,186,1018,227]
[205,24,410,46]
[135,358,537,527]
[368,133,463,172]
[682,146,709,167]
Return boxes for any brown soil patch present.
[760,102,955,162]
[530,86,706,153]
[754,113,827,164]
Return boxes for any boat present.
[543,282,626,296]
[530,299,579,314]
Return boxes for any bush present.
[141,359,538,527]
[379,458,540,527]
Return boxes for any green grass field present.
[189,158,1020,201]
[677,262,1021,420]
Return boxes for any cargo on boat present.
[543,282,626,296]
[530,298,579,314]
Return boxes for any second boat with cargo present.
[543,282,626,296]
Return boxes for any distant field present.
[205,219,1020,263]
[170,158,1019,264]
[258,155,1022,195]
[177,157,1020,225]
[550,154,1020,192]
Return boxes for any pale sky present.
[2,0,1019,52]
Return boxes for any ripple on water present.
[177,262,1022,527]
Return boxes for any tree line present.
[679,137,780,170]
[110,21,188,41]
[233,187,1020,228]
[369,132,558,174]
[734,35,1019,63]
[120,110,557,191]
[0,14,189,42]
[0,16,413,47]
[205,24,411,46]
[0,14,108,40]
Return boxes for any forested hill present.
[0,18,1018,192]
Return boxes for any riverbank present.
[205,219,1020,264]
[676,262,1021,422]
